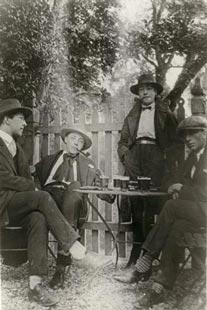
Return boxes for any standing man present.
[35,126,114,289]
[117,73,178,267]
[0,99,86,307]
[115,116,207,308]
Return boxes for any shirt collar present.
[0,129,14,146]
[196,148,205,161]
[141,102,155,110]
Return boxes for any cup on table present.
[120,176,130,191]
[113,175,121,190]
[100,176,109,190]
[137,176,151,191]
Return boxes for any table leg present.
[86,196,119,268]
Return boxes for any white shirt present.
[0,130,17,157]
[45,151,77,186]
[137,103,156,139]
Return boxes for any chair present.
[0,226,57,267]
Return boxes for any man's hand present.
[168,183,183,198]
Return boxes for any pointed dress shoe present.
[28,284,58,307]
[114,268,152,284]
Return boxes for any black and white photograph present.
[0,0,206,309]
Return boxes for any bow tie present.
[142,105,152,111]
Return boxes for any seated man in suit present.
[35,126,114,289]
[0,99,86,307]
[115,115,207,308]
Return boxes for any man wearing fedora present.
[0,98,87,307]
[35,126,114,289]
[117,73,178,267]
[116,115,207,308]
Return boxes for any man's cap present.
[130,73,163,95]
[177,116,207,135]
[0,98,32,118]
[60,127,92,151]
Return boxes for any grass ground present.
[0,252,206,310]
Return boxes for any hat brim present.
[130,82,163,95]
[177,126,207,135]
[61,128,92,151]
[2,107,32,119]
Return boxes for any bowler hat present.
[130,73,163,95]
[61,127,92,151]
[177,116,207,135]
[0,98,32,118]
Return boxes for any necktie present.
[63,154,75,181]
[191,153,198,178]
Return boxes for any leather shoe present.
[114,268,151,284]
[135,289,164,308]
[28,284,58,307]
[49,266,66,289]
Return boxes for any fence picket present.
[36,107,133,259]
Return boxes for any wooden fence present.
[33,107,134,258]
[33,101,186,258]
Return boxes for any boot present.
[49,254,72,289]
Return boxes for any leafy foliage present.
[64,0,120,92]
[127,0,207,107]
[0,0,53,107]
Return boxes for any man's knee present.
[161,199,177,214]
[35,190,57,207]
[27,212,47,233]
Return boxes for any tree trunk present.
[166,54,207,111]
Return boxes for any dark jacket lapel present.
[154,101,168,140]
[193,147,207,180]
[0,138,17,174]
[127,101,141,142]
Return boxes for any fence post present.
[91,109,99,253]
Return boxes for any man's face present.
[7,113,27,137]
[65,132,84,156]
[138,84,157,106]
[184,130,207,152]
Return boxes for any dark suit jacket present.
[117,98,179,169]
[35,150,101,188]
[0,138,35,228]
[174,146,207,216]
[35,150,114,209]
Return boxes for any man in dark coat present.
[35,126,114,289]
[117,73,178,267]
[0,99,86,307]
[115,115,207,308]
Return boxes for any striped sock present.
[135,252,153,272]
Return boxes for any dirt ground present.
[0,252,206,310]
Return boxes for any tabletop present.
[74,187,168,197]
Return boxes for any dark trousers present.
[121,143,166,263]
[45,181,86,230]
[143,199,206,289]
[7,190,79,276]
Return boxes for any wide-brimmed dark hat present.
[61,127,92,151]
[130,73,163,95]
[177,116,207,135]
[0,98,32,118]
